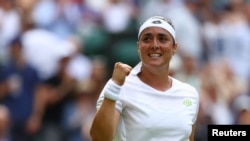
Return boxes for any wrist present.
[104,79,121,101]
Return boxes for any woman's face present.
[138,27,177,69]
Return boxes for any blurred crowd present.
[0,0,250,141]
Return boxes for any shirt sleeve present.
[192,89,200,124]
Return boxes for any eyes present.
[140,34,172,44]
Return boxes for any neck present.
[138,67,172,92]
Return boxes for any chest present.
[120,89,195,138]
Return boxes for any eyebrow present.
[142,33,168,37]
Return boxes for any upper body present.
[97,62,199,141]
[90,15,200,141]
[0,37,40,125]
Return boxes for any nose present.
[151,39,159,49]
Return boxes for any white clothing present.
[97,62,199,141]
[0,8,21,64]
[102,1,132,33]
[165,3,202,59]
[22,29,75,80]
[66,54,92,82]
[219,19,250,82]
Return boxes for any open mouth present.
[148,53,161,58]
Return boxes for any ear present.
[172,42,178,55]
[137,41,140,53]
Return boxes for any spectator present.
[0,0,21,65]
[27,55,77,141]
[0,36,41,141]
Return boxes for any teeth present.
[149,54,161,57]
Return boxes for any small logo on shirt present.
[183,99,192,106]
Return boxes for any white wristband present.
[104,79,121,101]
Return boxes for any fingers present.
[112,62,132,86]
[117,62,132,75]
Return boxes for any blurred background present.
[0,0,250,141]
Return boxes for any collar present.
[130,61,142,76]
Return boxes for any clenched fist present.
[111,62,132,86]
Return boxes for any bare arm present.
[0,82,8,99]
[90,62,132,141]
[90,98,120,141]
[189,123,196,141]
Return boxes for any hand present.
[111,62,132,86]
[26,115,42,135]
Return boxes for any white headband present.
[138,17,176,41]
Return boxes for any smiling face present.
[138,27,178,70]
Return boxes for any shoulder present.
[172,77,199,97]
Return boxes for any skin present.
[90,27,196,141]
[137,27,177,91]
